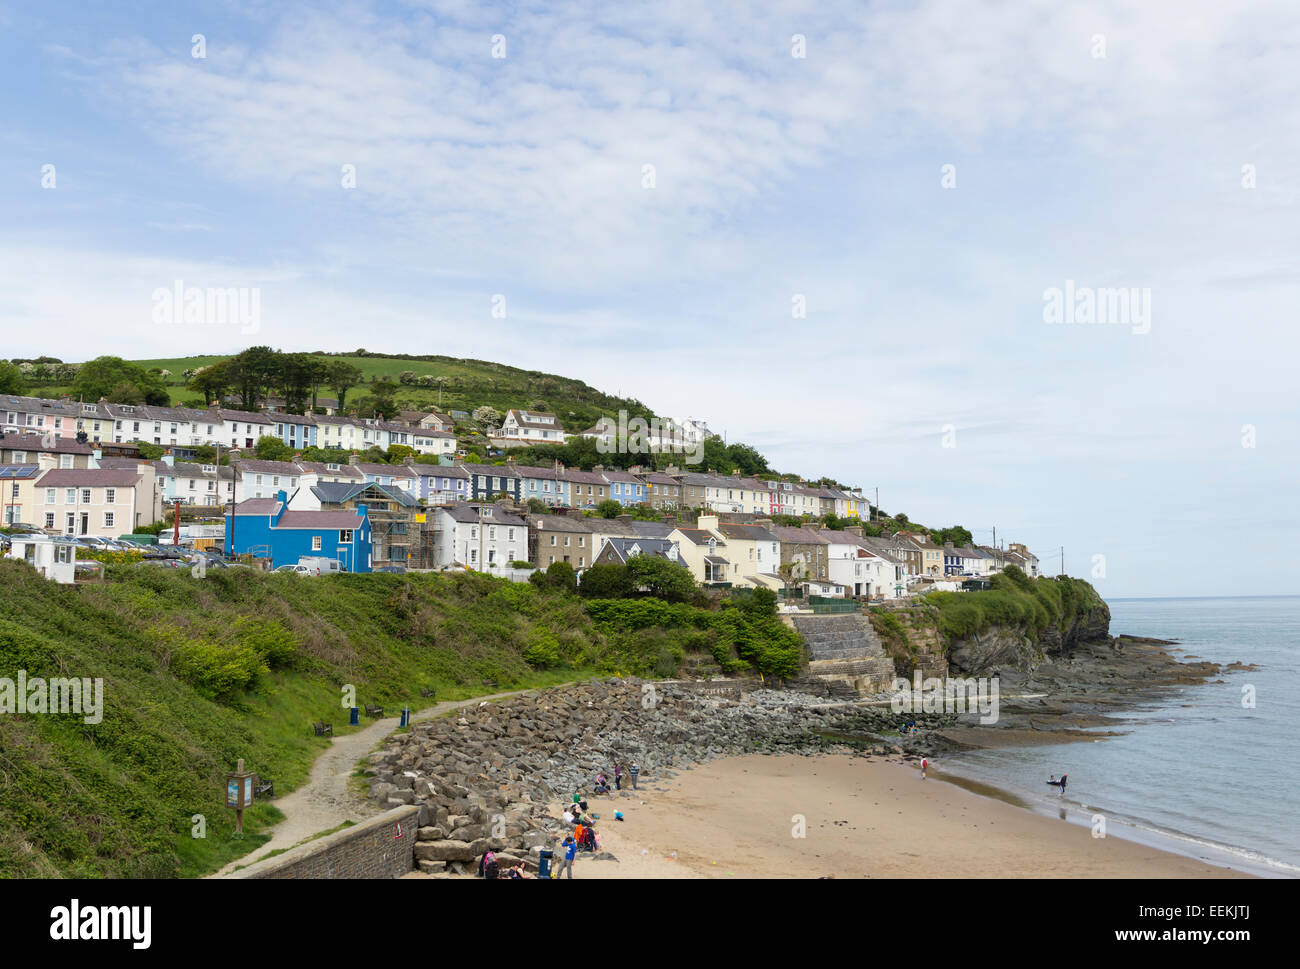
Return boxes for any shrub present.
[171,640,269,700]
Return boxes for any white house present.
[432,503,527,572]
[493,409,565,447]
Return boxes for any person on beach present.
[1047,773,1068,797]
[920,757,928,780]
[614,764,623,791]
[557,836,576,879]
[629,762,640,790]
[562,807,574,826]
[594,772,609,794]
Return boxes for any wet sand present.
[568,754,1250,878]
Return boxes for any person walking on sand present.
[556,835,577,878]
[920,757,928,780]
[614,763,623,791]
[629,762,640,790]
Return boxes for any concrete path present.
[212,688,537,876]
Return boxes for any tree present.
[596,498,623,518]
[254,435,294,462]
[370,378,397,419]
[525,497,550,514]
[472,406,502,430]
[192,444,218,464]
[544,561,578,594]
[72,356,170,405]
[386,444,415,463]
[329,361,363,412]
[188,362,230,407]
[0,360,27,394]
[132,440,166,459]
[625,555,696,602]
[579,563,633,598]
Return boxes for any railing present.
[809,601,859,614]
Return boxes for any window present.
[81,489,92,504]
[65,488,76,504]
[312,536,322,551]
[45,488,56,503]
[60,454,73,468]
[339,529,353,543]
[105,488,116,503]
[103,512,115,528]
[550,535,556,546]
[44,512,55,529]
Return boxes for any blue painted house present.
[226,490,372,571]
[517,464,570,507]
[603,469,645,506]
[272,413,317,450]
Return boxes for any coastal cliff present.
[870,567,1112,679]
[946,598,1112,676]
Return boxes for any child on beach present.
[920,757,928,779]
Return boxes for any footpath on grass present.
[211,688,541,876]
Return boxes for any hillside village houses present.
[2,390,1044,589]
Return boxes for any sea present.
[937,595,1300,877]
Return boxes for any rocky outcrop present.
[946,600,1111,677]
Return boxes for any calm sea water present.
[939,595,1300,876]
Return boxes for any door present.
[79,513,89,535]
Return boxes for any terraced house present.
[602,468,645,506]
[528,514,596,569]
[34,466,160,537]
[517,464,570,507]
[563,468,608,509]
[432,502,526,571]
[637,470,681,510]
[0,432,94,469]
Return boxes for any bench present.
[255,779,274,798]
[313,721,333,737]
[365,704,384,717]
[419,688,436,699]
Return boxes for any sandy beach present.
[556,754,1250,879]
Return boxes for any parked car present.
[274,564,312,575]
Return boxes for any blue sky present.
[3,0,1297,597]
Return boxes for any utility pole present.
[1060,546,1064,576]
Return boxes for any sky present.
[2,0,1297,598]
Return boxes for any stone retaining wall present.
[224,805,420,879]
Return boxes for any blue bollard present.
[349,706,359,726]
[400,707,410,728]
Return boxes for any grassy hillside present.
[35,352,658,433]
[0,562,628,878]
[0,561,805,878]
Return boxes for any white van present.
[297,556,343,576]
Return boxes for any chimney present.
[845,525,863,537]
[403,455,415,466]
[755,517,775,529]
[663,515,677,527]
[348,453,360,466]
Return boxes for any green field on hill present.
[31,351,658,432]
